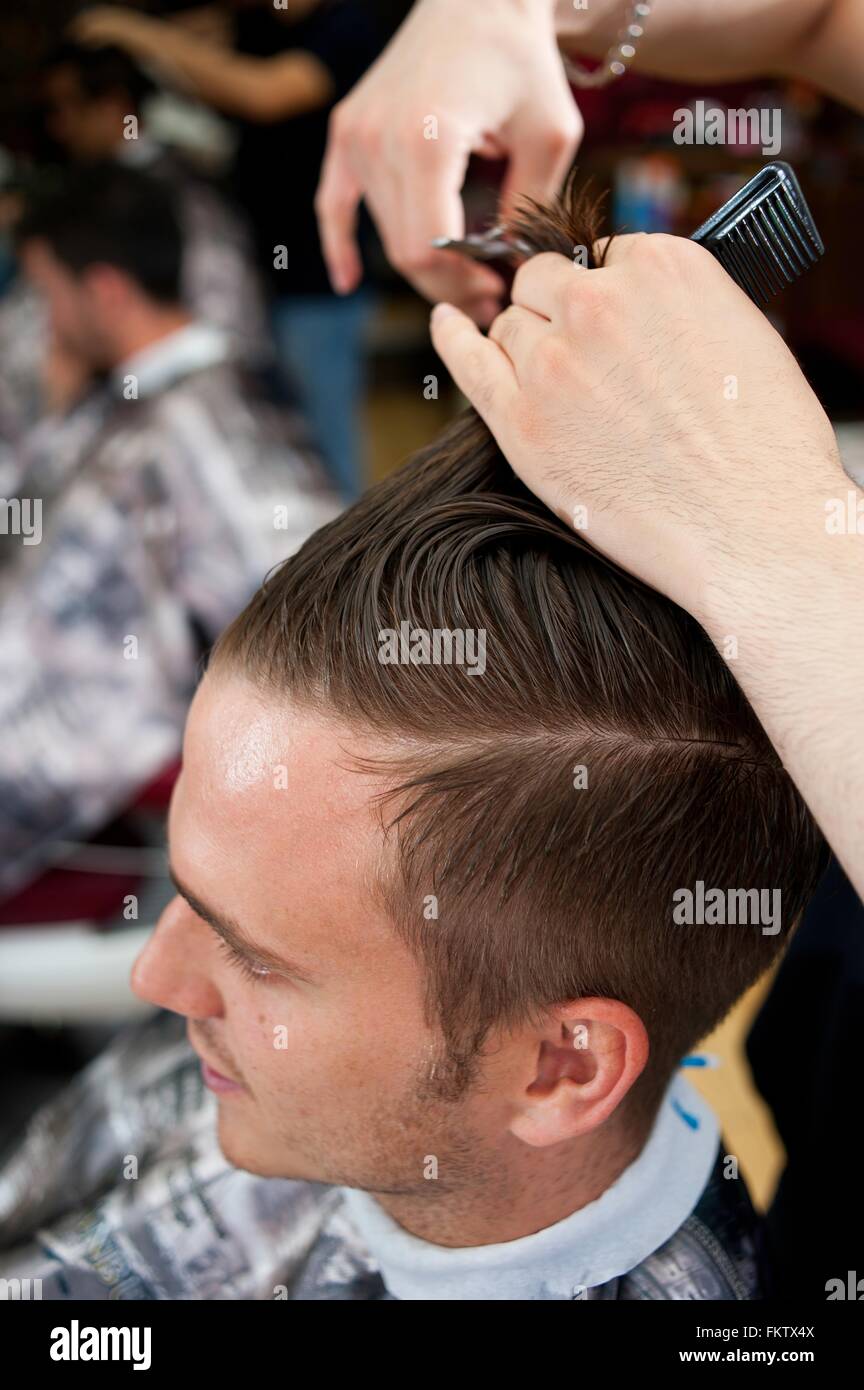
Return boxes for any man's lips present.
[188,1029,245,1093]
[200,1058,245,1094]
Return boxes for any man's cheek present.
[236,1004,319,1083]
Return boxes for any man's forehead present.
[169,673,402,963]
[185,671,380,813]
[175,673,392,907]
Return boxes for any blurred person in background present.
[42,40,269,367]
[0,38,270,454]
[73,0,384,500]
[0,163,339,902]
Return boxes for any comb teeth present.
[691,162,823,308]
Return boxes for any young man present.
[39,39,269,370]
[72,1,384,497]
[0,164,338,899]
[0,184,825,1300]
[0,41,270,452]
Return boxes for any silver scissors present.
[430,225,532,263]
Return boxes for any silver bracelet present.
[561,1,652,88]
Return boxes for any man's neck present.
[111,309,194,369]
[338,1074,721,1300]
[374,1115,647,1248]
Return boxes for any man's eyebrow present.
[168,866,315,981]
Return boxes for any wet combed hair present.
[214,172,826,1122]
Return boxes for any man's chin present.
[214,1108,308,1181]
[216,1108,264,1173]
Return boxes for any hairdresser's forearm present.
[125,21,260,114]
[700,501,864,901]
[554,0,828,65]
[555,0,864,108]
[781,0,864,114]
[74,11,331,122]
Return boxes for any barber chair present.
[0,762,179,1024]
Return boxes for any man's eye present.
[217,937,272,982]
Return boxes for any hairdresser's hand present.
[433,230,864,903]
[431,232,842,618]
[316,0,579,322]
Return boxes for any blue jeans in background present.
[271,289,374,502]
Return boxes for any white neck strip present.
[113,323,229,399]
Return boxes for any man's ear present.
[508,996,649,1148]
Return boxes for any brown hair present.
[214,173,826,1121]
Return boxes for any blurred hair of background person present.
[0,162,340,904]
[43,39,270,362]
[72,1,384,500]
[0,36,270,457]
[42,36,157,163]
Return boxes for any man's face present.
[20,240,108,368]
[132,671,510,1193]
[43,66,127,161]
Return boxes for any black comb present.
[431,162,823,311]
[690,161,823,307]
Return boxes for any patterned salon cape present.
[0,356,339,896]
[0,1012,763,1301]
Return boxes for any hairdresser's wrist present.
[429,0,558,39]
[701,511,864,898]
[432,0,558,36]
[431,0,555,18]
[507,0,558,16]
[555,0,620,50]
[697,463,864,678]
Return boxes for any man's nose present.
[131,895,223,1019]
